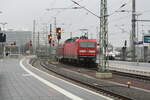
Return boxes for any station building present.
[5,30,32,46]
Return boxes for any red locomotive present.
[56,37,97,64]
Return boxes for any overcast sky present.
[0,0,150,47]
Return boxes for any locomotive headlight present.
[79,50,86,53]
[89,50,96,53]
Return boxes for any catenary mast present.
[98,0,109,72]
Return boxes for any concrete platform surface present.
[0,57,112,100]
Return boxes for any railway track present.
[37,60,132,100]
[30,58,150,100]
[63,62,150,82]
[111,70,150,82]
[62,61,150,82]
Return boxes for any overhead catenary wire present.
[71,0,100,18]
[51,0,84,17]
[45,0,130,28]
[36,0,86,46]
[44,0,85,25]
[108,0,131,17]
[39,0,134,43]
[109,14,131,23]
[70,0,129,19]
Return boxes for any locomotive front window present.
[80,41,96,48]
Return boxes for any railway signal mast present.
[96,0,112,78]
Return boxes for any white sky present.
[0,0,150,47]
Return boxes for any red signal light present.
[56,28,61,34]
[48,34,52,40]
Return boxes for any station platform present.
[0,57,112,100]
[109,60,150,76]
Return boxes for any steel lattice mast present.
[98,0,109,72]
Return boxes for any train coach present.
[56,37,97,65]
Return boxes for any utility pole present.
[131,0,136,61]
[32,20,36,54]
[50,24,52,35]
[54,17,57,44]
[49,24,52,57]
[36,32,40,56]
[54,17,57,30]
[96,0,112,78]
[70,32,72,38]
[37,32,40,49]
[45,24,49,56]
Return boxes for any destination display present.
[144,36,150,43]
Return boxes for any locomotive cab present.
[78,40,97,63]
